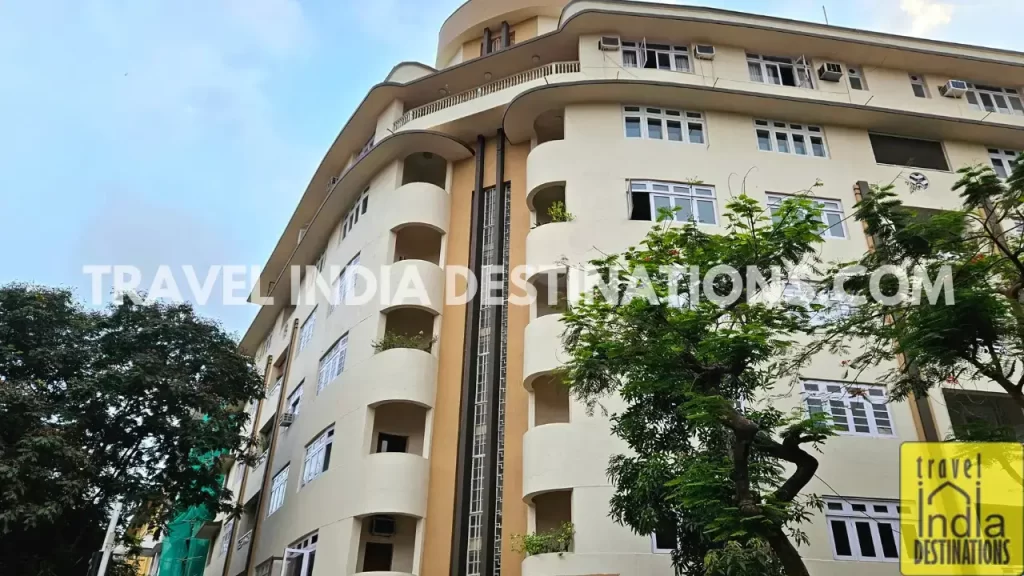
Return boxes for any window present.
[825,498,900,562]
[314,251,326,273]
[342,187,370,239]
[746,53,814,88]
[847,67,866,91]
[302,426,335,486]
[944,389,1024,441]
[868,133,949,171]
[299,308,316,352]
[623,106,705,144]
[629,180,717,225]
[766,194,847,239]
[283,533,317,576]
[621,41,690,72]
[802,381,894,436]
[754,120,827,157]
[268,465,289,516]
[909,74,929,98]
[965,83,1024,116]
[220,519,234,556]
[989,148,1021,179]
[486,30,515,53]
[651,523,677,553]
[317,335,347,393]
[287,381,303,416]
[376,433,409,453]
[330,254,361,313]
[268,376,282,398]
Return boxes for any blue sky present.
[1,0,1020,338]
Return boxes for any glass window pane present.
[792,134,807,155]
[854,522,877,557]
[688,123,704,144]
[674,54,690,72]
[666,120,683,141]
[775,133,790,154]
[697,200,716,224]
[647,118,663,139]
[675,200,693,222]
[1011,97,1024,114]
[811,137,826,157]
[994,94,1009,112]
[831,521,853,556]
[826,213,844,237]
[623,51,638,67]
[657,52,671,70]
[653,195,672,220]
[625,117,642,138]
[748,62,764,82]
[981,92,996,112]
[966,91,980,109]
[757,130,772,151]
[993,159,1008,178]
[766,64,782,85]
[878,524,899,558]
[912,83,926,98]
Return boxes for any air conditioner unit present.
[598,36,621,51]
[370,515,396,537]
[693,44,715,60]
[940,79,969,98]
[279,412,295,427]
[817,62,843,82]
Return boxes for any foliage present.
[560,195,835,576]
[0,284,265,576]
[511,522,575,556]
[819,156,1024,408]
[547,200,575,223]
[371,330,437,353]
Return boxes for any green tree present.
[560,196,835,576]
[0,284,265,576]
[821,156,1024,421]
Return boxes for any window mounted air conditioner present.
[694,44,715,60]
[370,515,396,536]
[817,62,843,82]
[598,36,621,51]
[939,79,968,98]
[279,412,295,427]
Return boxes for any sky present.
[1,0,1021,338]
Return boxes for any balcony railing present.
[393,61,581,131]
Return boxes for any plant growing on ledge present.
[371,330,437,354]
[547,200,575,223]
[561,195,837,576]
[511,522,574,556]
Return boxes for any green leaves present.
[511,522,575,556]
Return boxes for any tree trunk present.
[764,527,810,576]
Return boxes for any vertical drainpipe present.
[220,354,275,576]
[855,180,939,441]
[451,136,487,576]
[244,318,301,576]
[481,130,506,576]
[500,21,509,50]
[482,28,492,55]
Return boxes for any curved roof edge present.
[385,61,438,84]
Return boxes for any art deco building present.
[199,2,1024,576]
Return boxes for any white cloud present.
[899,0,954,36]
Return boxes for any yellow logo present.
[901,442,1024,575]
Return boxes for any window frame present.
[989,148,1021,179]
[628,180,718,225]
[802,380,895,437]
[621,40,691,73]
[287,381,303,416]
[622,105,706,145]
[220,519,234,556]
[301,426,335,487]
[342,187,370,240]
[909,74,930,98]
[824,498,900,562]
[298,307,317,352]
[868,132,950,172]
[766,193,848,239]
[316,334,348,394]
[754,119,828,158]
[746,53,814,89]
[847,66,867,91]
[329,253,361,314]
[965,83,1024,116]
[268,464,289,516]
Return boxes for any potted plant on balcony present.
[547,201,574,223]
[511,522,574,557]
[371,331,437,354]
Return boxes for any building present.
[200,2,1024,576]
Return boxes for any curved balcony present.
[525,222,574,283]
[355,453,429,518]
[522,551,673,576]
[382,259,445,315]
[437,0,569,67]
[524,313,566,389]
[526,139,571,206]
[359,348,438,409]
[523,423,610,500]
[386,181,450,235]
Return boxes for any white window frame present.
[847,66,867,91]
[621,40,690,72]
[754,119,828,158]
[766,193,847,239]
[268,376,282,399]
[909,74,929,98]
[989,148,1021,179]
[622,106,706,144]
[316,334,347,394]
[341,187,370,240]
[329,253,361,314]
[746,53,814,89]
[220,519,234,556]
[282,533,318,576]
[267,464,289,516]
[824,498,900,562]
[298,307,317,352]
[802,380,895,437]
[965,83,1024,116]
[650,532,675,554]
[301,426,335,486]
[287,381,303,416]
[629,180,718,225]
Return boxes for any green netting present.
[157,505,213,576]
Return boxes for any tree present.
[821,156,1024,423]
[560,195,835,576]
[0,284,265,576]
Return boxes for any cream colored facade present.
[203,2,1024,576]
